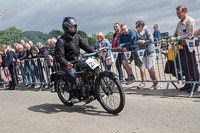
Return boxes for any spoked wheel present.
[96,75,125,114]
[56,79,73,106]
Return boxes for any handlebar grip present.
[84,53,97,57]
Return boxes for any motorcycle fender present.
[98,70,118,80]
[50,71,67,82]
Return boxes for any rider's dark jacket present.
[55,33,95,67]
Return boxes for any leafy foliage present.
[77,30,97,46]
[0,27,112,47]
[0,27,28,45]
[105,32,114,44]
[23,31,47,45]
[48,30,63,39]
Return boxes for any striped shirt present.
[173,15,195,40]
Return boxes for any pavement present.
[1,80,200,98]
[0,84,200,133]
[122,81,200,98]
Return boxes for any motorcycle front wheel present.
[96,75,125,114]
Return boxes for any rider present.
[55,17,96,103]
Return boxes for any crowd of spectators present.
[0,38,57,90]
[0,5,199,93]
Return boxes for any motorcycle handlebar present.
[83,52,98,57]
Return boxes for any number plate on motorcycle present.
[86,58,99,70]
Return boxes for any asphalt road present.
[0,86,200,133]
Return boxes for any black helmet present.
[62,17,77,36]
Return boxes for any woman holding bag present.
[93,32,113,71]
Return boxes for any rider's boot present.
[70,85,79,104]
[71,96,79,103]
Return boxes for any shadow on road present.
[28,103,118,116]
[193,100,200,102]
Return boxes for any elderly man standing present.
[20,40,26,48]
[1,44,15,90]
[47,39,55,63]
[168,5,199,92]
[24,43,39,88]
[29,40,38,53]
[16,44,28,85]
[48,38,57,92]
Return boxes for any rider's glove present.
[95,52,100,57]
[66,62,72,68]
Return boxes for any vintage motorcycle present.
[51,53,125,114]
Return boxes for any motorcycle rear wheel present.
[56,79,73,106]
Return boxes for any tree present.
[0,26,101,48]
[48,30,63,38]
[77,30,89,44]
[23,31,48,46]
[105,32,114,44]
[0,27,28,46]
[88,33,97,46]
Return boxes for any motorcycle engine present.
[79,78,91,99]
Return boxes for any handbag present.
[106,54,114,66]
[0,69,7,82]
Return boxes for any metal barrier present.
[176,39,200,96]
[106,39,200,96]
[1,39,199,97]
[18,57,56,91]
[0,57,55,91]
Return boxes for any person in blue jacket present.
[153,24,161,42]
[118,24,138,82]
[119,24,145,86]
[93,32,112,70]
